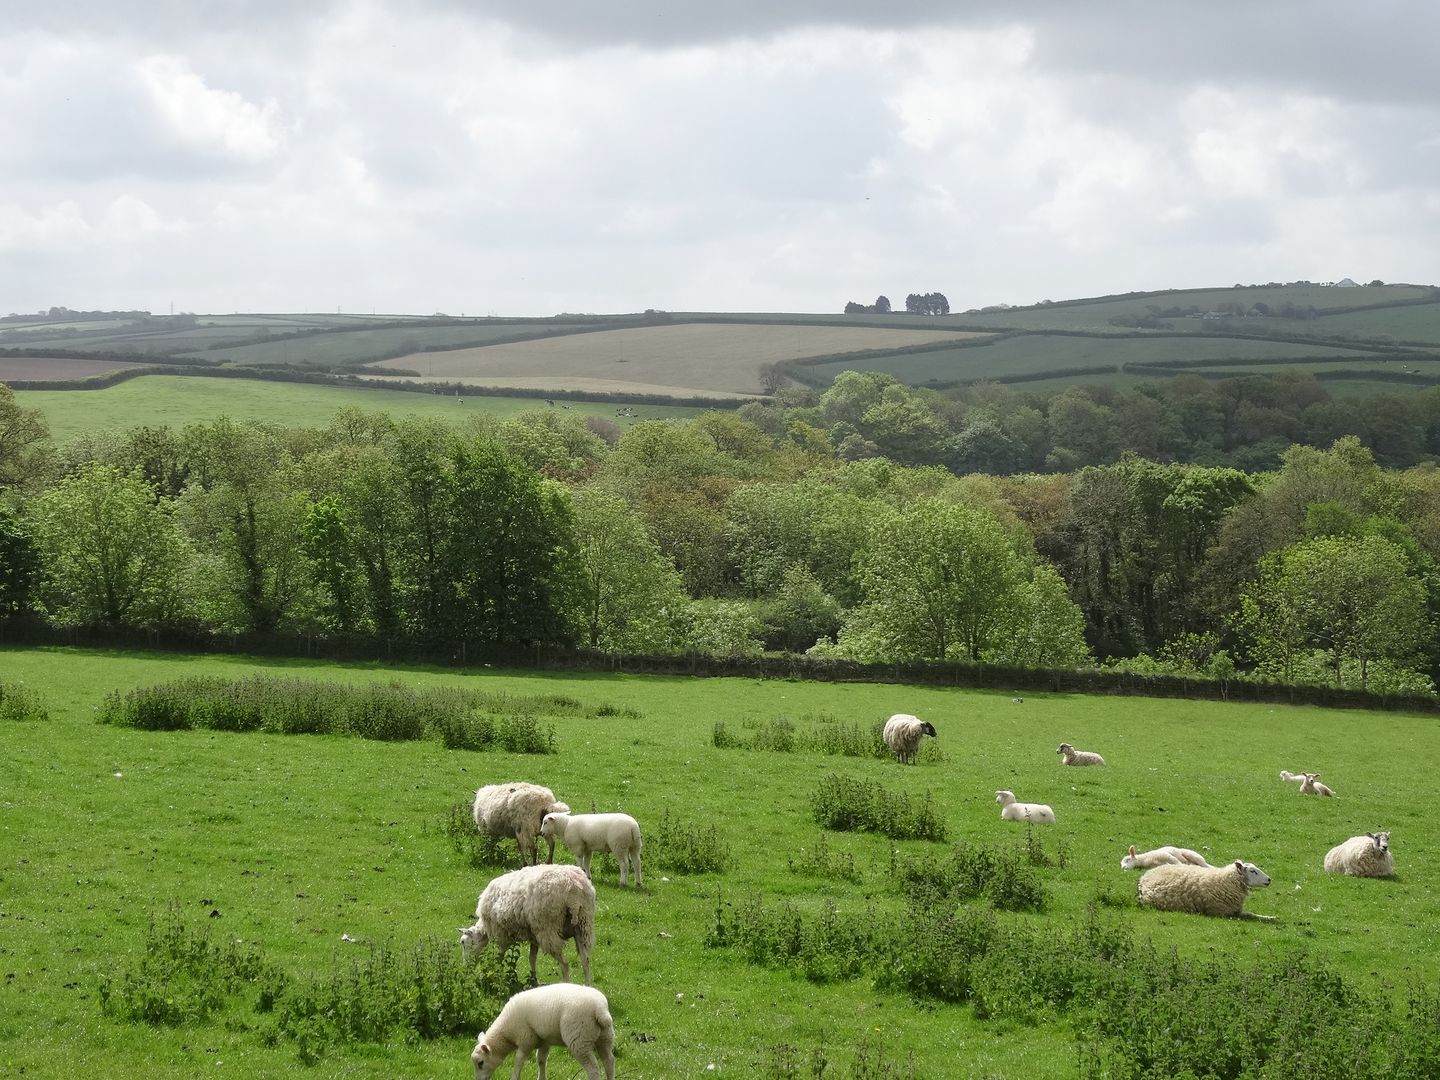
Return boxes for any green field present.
[799,333,1387,386]
[3,647,1434,1078]
[14,375,703,443]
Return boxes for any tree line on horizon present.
[1,379,1437,695]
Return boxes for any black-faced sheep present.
[1136,859,1272,918]
[459,864,596,985]
[540,811,643,887]
[470,984,615,1080]
[473,782,571,866]
[1324,831,1394,877]
[883,713,937,764]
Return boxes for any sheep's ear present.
[479,1040,491,1054]
[1128,846,1136,856]
[1233,860,1245,871]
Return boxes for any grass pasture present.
[365,323,987,396]
[14,375,704,443]
[3,646,1437,1078]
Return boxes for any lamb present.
[1056,742,1105,766]
[459,864,596,985]
[995,789,1056,824]
[1324,831,1394,878]
[540,811,643,887]
[1136,859,1273,918]
[1299,773,1336,797]
[883,713,937,765]
[470,984,615,1080]
[1278,769,1306,784]
[1120,845,1211,870]
[473,782,571,866]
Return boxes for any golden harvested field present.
[0,356,139,381]
[363,322,987,395]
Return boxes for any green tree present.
[570,485,686,652]
[1238,534,1428,689]
[0,382,51,492]
[300,495,365,634]
[29,463,192,627]
[0,502,40,621]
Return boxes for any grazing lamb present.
[470,984,615,1080]
[1324,831,1394,878]
[473,782,571,866]
[1136,859,1273,918]
[459,864,596,985]
[1056,742,1105,766]
[1120,845,1211,870]
[1299,773,1336,798]
[1279,769,1306,784]
[540,811,643,887]
[883,713,937,765]
[995,789,1056,824]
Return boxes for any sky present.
[1,1,1436,317]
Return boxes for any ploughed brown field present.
[363,322,989,395]
[0,356,140,381]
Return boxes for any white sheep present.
[1324,831,1394,878]
[995,789,1055,824]
[459,864,596,985]
[1299,773,1336,798]
[540,811,643,887]
[1056,741,1105,766]
[470,984,615,1080]
[1136,859,1273,918]
[883,713,937,764]
[1278,769,1306,784]
[1120,845,1211,870]
[473,782,571,866]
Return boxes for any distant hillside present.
[3,282,1437,401]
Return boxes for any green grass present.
[15,374,703,442]
[3,645,1436,1077]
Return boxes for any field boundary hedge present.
[3,622,1435,714]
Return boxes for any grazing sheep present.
[540,811,643,887]
[995,789,1056,824]
[470,984,615,1080]
[459,864,596,985]
[883,713,937,765]
[1120,845,1211,870]
[1136,859,1273,918]
[1299,773,1336,798]
[1324,831,1394,878]
[1056,742,1105,767]
[1279,769,1306,784]
[473,782,571,865]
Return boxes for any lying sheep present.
[1056,742,1105,766]
[1300,773,1336,798]
[883,713,937,765]
[1137,859,1273,918]
[1279,769,1306,784]
[473,782,571,865]
[1120,845,1211,870]
[470,983,615,1080]
[1324,831,1394,878]
[541,811,643,887]
[460,864,596,985]
[995,789,1055,824]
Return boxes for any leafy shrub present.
[809,773,947,842]
[0,680,47,722]
[441,802,516,868]
[709,713,887,758]
[647,807,733,874]
[895,841,1048,912]
[788,833,863,883]
[97,676,558,753]
[98,908,279,1025]
[762,1032,915,1079]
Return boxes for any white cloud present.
[137,54,283,162]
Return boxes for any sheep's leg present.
[572,1047,603,1080]
[515,1047,532,1080]
[599,1032,616,1080]
[617,852,627,886]
[534,1045,549,1080]
[578,941,592,986]
[633,849,642,888]
[527,941,540,984]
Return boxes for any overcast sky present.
[1,1,1436,317]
